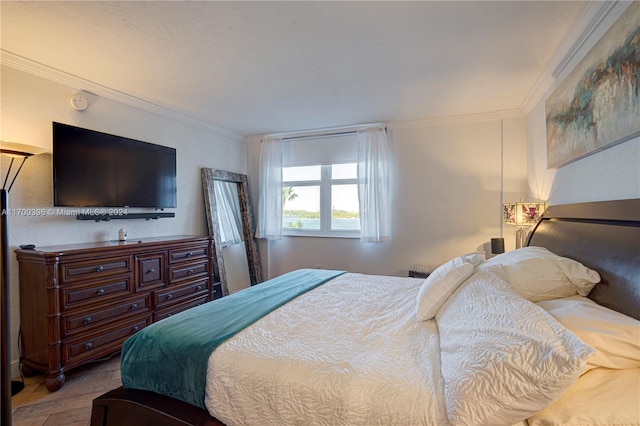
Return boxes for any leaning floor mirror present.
[202,168,262,296]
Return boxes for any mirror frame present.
[201,168,262,296]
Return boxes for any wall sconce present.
[1,141,44,425]
[503,201,546,249]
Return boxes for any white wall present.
[249,116,528,279]
[1,66,248,375]
[527,101,640,204]
[525,3,640,205]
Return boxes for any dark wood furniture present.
[91,387,225,426]
[16,235,217,392]
[90,199,640,425]
[526,198,640,320]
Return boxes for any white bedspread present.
[205,273,449,425]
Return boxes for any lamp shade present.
[1,141,45,192]
[0,141,46,158]
[503,202,546,226]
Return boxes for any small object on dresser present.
[118,228,127,241]
[409,264,433,279]
[19,244,35,250]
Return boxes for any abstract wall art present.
[546,2,640,168]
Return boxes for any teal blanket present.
[121,268,345,409]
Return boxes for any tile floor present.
[10,353,122,426]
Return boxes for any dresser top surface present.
[15,235,210,257]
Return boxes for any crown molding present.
[0,49,245,143]
[495,109,526,120]
[388,109,524,130]
[550,1,620,79]
[520,1,627,114]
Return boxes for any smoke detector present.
[70,94,88,111]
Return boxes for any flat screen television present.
[53,122,177,208]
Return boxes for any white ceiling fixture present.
[1,1,590,137]
[69,94,88,111]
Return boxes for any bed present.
[91,199,640,426]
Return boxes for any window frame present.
[282,163,360,238]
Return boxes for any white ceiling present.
[1,1,588,138]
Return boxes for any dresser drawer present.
[135,252,167,291]
[169,245,209,264]
[62,317,150,366]
[16,236,214,392]
[153,295,208,322]
[169,261,209,283]
[62,276,133,310]
[153,278,209,309]
[61,256,131,284]
[62,296,150,337]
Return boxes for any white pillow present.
[528,367,640,426]
[537,295,640,372]
[415,256,474,321]
[476,246,600,302]
[436,269,593,426]
[460,251,485,267]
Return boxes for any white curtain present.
[357,128,391,243]
[255,137,283,240]
[214,180,243,247]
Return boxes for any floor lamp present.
[1,141,41,425]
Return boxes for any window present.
[329,163,359,231]
[282,134,360,237]
[282,163,360,236]
[282,165,321,231]
[256,127,390,242]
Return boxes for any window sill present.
[282,231,360,239]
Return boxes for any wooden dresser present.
[15,235,218,392]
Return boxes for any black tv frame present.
[52,122,177,220]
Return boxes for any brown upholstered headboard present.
[526,199,640,320]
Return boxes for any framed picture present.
[545,2,640,168]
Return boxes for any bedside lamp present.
[1,141,44,426]
[503,201,546,249]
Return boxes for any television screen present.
[53,122,177,208]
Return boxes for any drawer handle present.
[131,326,139,333]
[147,268,155,274]
[96,289,105,296]
[130,303,138,310]
[82,317,92,324]
[187,269,194,275]
[186,252,193,257]
[84,342,93,350]
[95,265,104,272]
[166,293,173,300]
[195,285,202,291]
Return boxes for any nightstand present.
[408,269,431,279]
